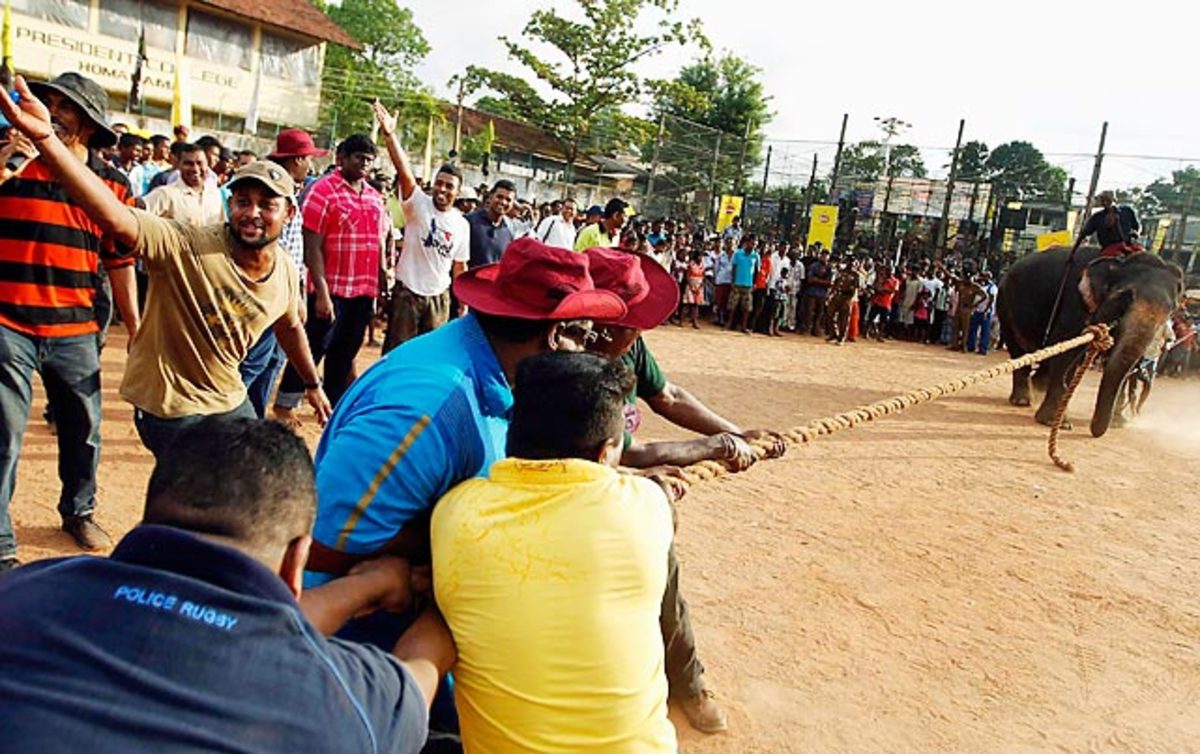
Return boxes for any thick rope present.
[1047,324,1115,472]
[673,324,1115,488]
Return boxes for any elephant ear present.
[1078,257,1121,314]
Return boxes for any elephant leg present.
[1035,354,1073,429]
[1010,365,1032,407]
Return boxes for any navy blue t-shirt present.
[0,525,427,754]
[464,208,514,269]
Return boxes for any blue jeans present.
[239,330,284,419]
[968,311,993,355]
[133,399,256,460]
[0,326,102,559]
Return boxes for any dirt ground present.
[12,324,1200,753]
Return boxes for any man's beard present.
[227,223,279,250]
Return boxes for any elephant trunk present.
[1091,304,1162,438]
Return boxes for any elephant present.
[997,247,1184,437]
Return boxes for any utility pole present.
[761,144,772,196]
[645,112,666,207]
[937,118,965,248]
[452,77,466,157]
[1064,177,1075,223]
[734,120,751,194]
[829,113,849,196]
[1177,185,1195,250]
[804,153,818,223]
[707,132,722,228]
[1077,121,1108,235]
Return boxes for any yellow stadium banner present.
[715,195,743,232]
[1036,230,1073,251]
[807,204,838,249]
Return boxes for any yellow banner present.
[715,195,743,232]
[1036,230,1072,251]
[807,204,838,249]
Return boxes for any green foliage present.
[472,95,522,121]
[983,140,1067,200]
[1139,166,1200,216]
[957,140,989,180]
[458,0,705,178]
[651,52,773,195]
[837,141,927,183]
[317,0,437,143]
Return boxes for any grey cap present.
[225,160,296,200]
[28,72,117,150]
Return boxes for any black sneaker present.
[62,516,112,551]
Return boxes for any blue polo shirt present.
[464,208,515,268]
[0,525,427,754]
[310,313,512,587]
[730,248,760,287]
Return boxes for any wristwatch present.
[304,379,322,391]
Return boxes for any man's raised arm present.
[0,76,138,247]
[371,100,417,201]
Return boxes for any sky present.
[402,0,1200,192]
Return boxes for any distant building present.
[11,0,357,133]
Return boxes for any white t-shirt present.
[397,189,470,297]
[535,215,577,250]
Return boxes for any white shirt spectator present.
[397,189,470,297]
[535,215,576,250]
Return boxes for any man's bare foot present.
[273,406,302,430]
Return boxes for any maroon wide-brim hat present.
[584,247,679,330]
[267,129,329,160]
[454,237,627,321]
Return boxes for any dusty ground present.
[12,325,1200,753]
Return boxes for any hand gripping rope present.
[671,324,1115,488]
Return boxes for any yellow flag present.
[807,204,839,249]
[1036,230,1072,251]
[715,195,743,232]
[1,0,13,88]
[170,53,191,129]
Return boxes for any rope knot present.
[1084,324,1114,352]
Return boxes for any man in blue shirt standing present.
[464,179,517,269]
[0,417,452,753]
[726,233,761,333]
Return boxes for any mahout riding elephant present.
[997,247,1183,436]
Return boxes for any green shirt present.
[621,336,667,448]
[574,222,619,252]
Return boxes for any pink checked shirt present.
[302,171,387,298]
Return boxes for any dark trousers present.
[800,294,827,336]
[239,329,285,418]
[968,312,993,355]
[749,287,769,332]
[661,543,705,699]
[0,327,102,558]
[278,295,374,408]
[134,399,256,460]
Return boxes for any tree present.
[836,141,926,184]
[1141,166,1200,216]
[652,52,773,194]
[983,140,1067,200]
[473,95,522,121]
[459,0,705,181]
[317,0,437,143]
[957,140,989,181]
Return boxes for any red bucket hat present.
[267,129,329,160]
[584,247,679,330]
[453,238,627,321]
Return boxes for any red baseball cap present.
[453,238,627,321]
[267,129,329,160]
[585,247,679,330]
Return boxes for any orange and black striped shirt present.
[0,153,135,338]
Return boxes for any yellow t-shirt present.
[432,458,676,754]
[573,222,618,252]
[120,209,299,418]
